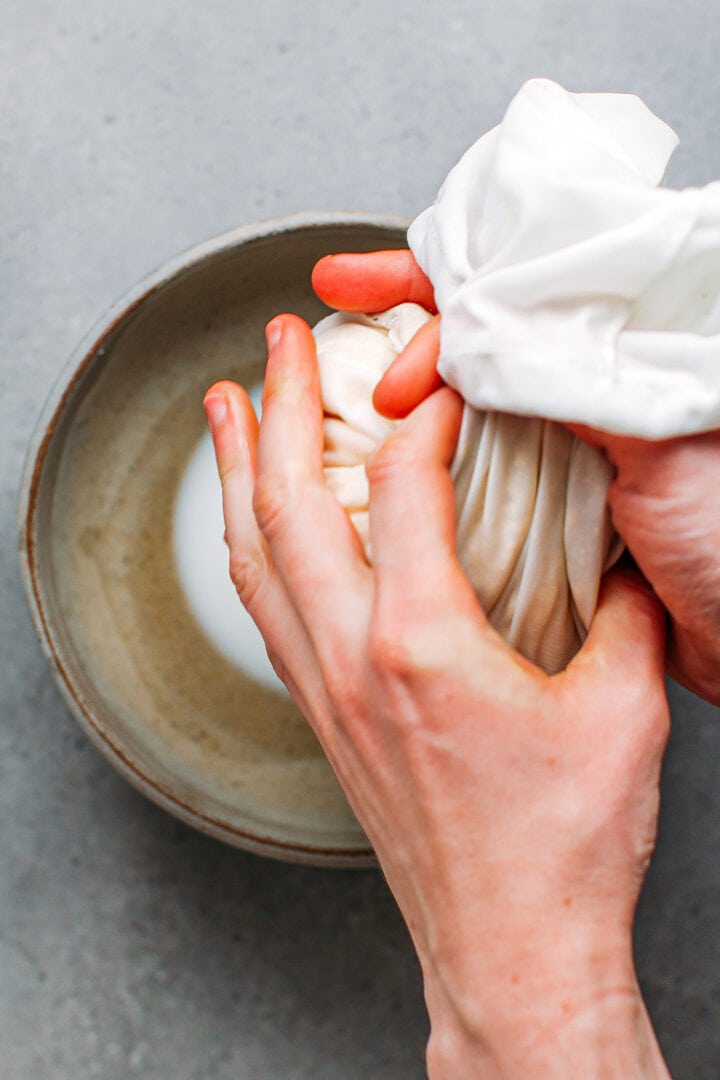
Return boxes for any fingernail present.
[265,318,283,351]
[203,394,228,429]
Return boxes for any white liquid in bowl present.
[173,386,287,694]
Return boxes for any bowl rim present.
[18,210,412,867]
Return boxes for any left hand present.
[312,250,443,416]
[314,249,720,706]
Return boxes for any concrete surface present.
[2,1,719,1076]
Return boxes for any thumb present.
[567,568,667,691]
[565,422,649,473]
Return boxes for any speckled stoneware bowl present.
[19,213,410,867]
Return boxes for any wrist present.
[419,924,669,1079]
[669,622,720,706]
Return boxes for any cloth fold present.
[315,306,618,674]
[408,77,720,438]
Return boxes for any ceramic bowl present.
[19,212,410,867]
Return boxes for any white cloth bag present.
[315,306,618,674]
[317,78,720,672]
[409,77,720,439]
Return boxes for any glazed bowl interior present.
[22,216,409,866]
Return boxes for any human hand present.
[566,427,720,707]
[204,314,670,1078]
[314,249,720,706]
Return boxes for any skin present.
[204,312,673,1077]
[313,249,720,707]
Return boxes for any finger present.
[312,250,437,314]
[254,314,371,668]
[367,387,481,620]
[565,568,667,697]
[372,314,444,418]
[563,568,670,779]
[564,422,609,449]
[203,380,328,725]
[204,380,260,571]
[564,422,637,468]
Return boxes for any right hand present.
[313,250,720,705]
[205,315,671,1078]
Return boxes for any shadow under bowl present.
[19,212,410,867]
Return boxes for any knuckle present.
[252,471,301,541]
[217,455,240,488]
[228,546,268,611]
[368,621,420,683]
[316,640,360,701]
[366,434,415,488]
[324,669,364,721]
[266,649,291,691]
[368,612,481,688]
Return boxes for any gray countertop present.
[2,2,719,1077]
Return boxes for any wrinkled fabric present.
[409,77,720,438]
[315,305,619,674]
